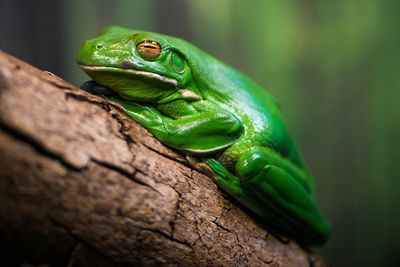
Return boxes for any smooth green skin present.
[77,26,330,246]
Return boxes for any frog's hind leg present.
[236,147,331,246]
[205,159,287,220]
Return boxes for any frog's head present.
[77,26,195,102]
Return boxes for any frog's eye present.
[171,52,185,73]
[136,40,161,60]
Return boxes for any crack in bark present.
[141,228,194,251]
[0,123,82,171]
[64,89,137,146]
[48,217,124,267]
[142,142,187,166]
[91,158,159,194]
[65,242,83,267]
[0,117,159,196]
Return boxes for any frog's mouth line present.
[78,65,178,87]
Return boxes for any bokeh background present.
[1,0,399,266]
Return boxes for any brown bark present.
[0,50,327,267]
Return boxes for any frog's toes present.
[185,156,215,177]
[205,159,228,178]
[198,162,215,177]
[205,159,240,184]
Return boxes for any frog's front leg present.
[110,97,164,128]
[112,98,243,154]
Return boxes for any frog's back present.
[192,54,304,169]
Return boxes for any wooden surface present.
[0,50,327,267]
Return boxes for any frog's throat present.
[78,65,178,87]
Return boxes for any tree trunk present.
[0,50,327,267]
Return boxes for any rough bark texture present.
[0,51,327,267]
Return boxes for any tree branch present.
[0,50,327,267]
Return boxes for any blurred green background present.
[1,0,399,266]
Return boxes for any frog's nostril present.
[95,43,104,50]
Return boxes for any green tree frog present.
[77,26,330,246]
